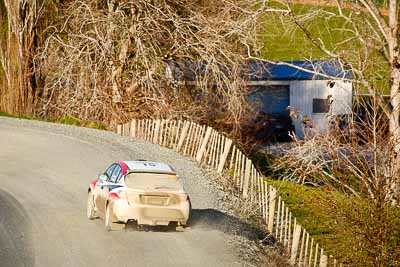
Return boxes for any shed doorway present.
[248,85,290,116]
[247,85,292,141]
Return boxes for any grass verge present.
[0,111,107,130]
[266,178,400,265]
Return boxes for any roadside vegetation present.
[1,0,399,266]
[255,1,400,265]
[267,179,400,265]
[0,111,107,130]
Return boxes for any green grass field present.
[260,3,390,93]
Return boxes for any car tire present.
[187,197,192,225]
[87,191,96,220]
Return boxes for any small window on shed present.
[313,98,331,113]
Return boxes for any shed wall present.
[249,80,352,138]
[289,80,352,138]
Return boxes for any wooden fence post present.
[208,131,217,166]
[275,196,281,236]
[314,243,319,267]
[309,238,314,267]
[280,201,285,242]
[196,127,213,162]
[130,120,136,138]
[117,124,122,135]
[145,119,149,140]
[259,174,265,219]
[138,120,142,138]
[148,119,153,141]
[229,145,236,170]
[177,121,190,152]
[211,133,220,168]
[190,124,200,157]
[290,225,302,265]
[217,138,233,173]
[288,212,292,247]
[153,119,161,144]
[268,187,277,233]
[160,119,166,146]
[243,159,251,198]
[284,207,290,246]
[183,122,194,155]
[319,250,327,267]
[173,120,182,148]
[299,226,306,265]
[169,120,176,148]
[196,125,206,155]
[304,233,310,266]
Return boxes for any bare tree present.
[0,0,43,114]
[36,0,267,133]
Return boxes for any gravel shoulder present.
[0,117,285,267]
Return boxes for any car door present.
[98,165,122,214]
[95,164,116,216]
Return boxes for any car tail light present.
[91,179,97,188]
[109,192,120,200]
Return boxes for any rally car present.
[87,160,191,231]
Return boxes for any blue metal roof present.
[245,60,352,81]
[167,60,352,81]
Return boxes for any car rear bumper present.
[112,200,190,226]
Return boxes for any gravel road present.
[0,117,279,267]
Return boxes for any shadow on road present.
[125,208,266,241]
[0,189,35,267]
[190,209,266,240]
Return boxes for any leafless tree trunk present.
[0,0,40,114]
[386,0,400,155]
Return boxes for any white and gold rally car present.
[87,160,191,231]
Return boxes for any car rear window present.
[124,173,183,190]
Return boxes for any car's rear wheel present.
[86,191,96,220]
[188,197,192,222]
[182,197,192,227]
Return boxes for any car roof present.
[122,160,176,174]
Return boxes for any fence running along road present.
[117,119,343,267]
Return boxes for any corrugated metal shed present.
[245,60,352,81]
[166,60,353,139]
[166,60,353,81]
[248,85,290,115]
